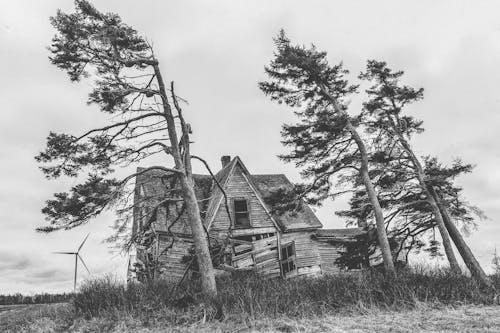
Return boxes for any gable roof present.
[250,174,322,231]
[133,156,323,233]
[203,157,238,228]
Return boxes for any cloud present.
[0,252,36,272]
[1,0,500,293]
[0,250,73,289]
[31,269,61,280]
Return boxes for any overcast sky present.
[1,0,500,294]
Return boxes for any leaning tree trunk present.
[320,85,395,276]
[423,187,461,274]
[429,188,493,288]
[347,121,396,276]
[387,116,461,275]
[154,63,217,297]
[180,175,218,295]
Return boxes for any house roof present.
[314,227,366,243]
[203,157,237,228]
[250,174,322,231]
[315,228,365,238]
[134,156,323,232]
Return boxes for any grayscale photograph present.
[1,1,499,332]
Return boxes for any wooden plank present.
[255,251,278,264]
[231,227,277,237]
[297,265,321,276]
[256,258,279,270]
[234,244,253,253]
[252,236,278,248]
[230,238,252,245]
[234,256,254,268]
[232,245,276,261]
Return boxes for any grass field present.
[2,269,499,332]
[1,303,499,332]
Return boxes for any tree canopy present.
[36,0,217,295]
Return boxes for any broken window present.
[280,242,296,275]
[233,199,250,227]
[254,233,275,241]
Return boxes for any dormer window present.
[233,199,250,227]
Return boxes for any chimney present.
[221,155,231,168]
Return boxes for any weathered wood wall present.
[231,234,281,278]
[313,240,345,274]
[281,231,322,277]
[210,165,277,233]
[155,234,193,281]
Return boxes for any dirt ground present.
[1,303,500,332]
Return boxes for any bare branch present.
[75,112,162,142]
[120,166,183,186]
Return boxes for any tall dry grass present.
[3,267,499,332]
[73,267,499,322]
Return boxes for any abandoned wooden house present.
[128,156,367,282]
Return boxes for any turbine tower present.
[54,233,91,292]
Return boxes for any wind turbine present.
[53,233,91,292]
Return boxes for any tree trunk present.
[180,174,218,296]
[430,188,493,288]
[386,116,461,274]
[346,121,396,276]
[424,191,461,274]
[319,84,395,276]
[154,64,217,297]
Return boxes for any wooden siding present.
[156,235,193,281]
[211,165,277,232]
[314,239,345,275]
[230,234,281,278]
[151,203,193,235]
[231,226,277,237]
[281,231,322,277]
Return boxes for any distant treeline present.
[0,293,73,305]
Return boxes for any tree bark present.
[429,188,493,288]
[424,191,461,274]
[386,116,461,274]
[318,84,396,276]
[346,122,396,276]
[153,64,217,297]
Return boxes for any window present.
[233,199,250,227]
[280,242,296,275]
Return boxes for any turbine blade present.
[78,254,90,274]
[77,233,90,253]
[53,252,76,255]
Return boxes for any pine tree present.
[493,247,500,276]
[338,155,484,265]
[259,31,395,275]
[359,60,491,286]
[36,0,217,296]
